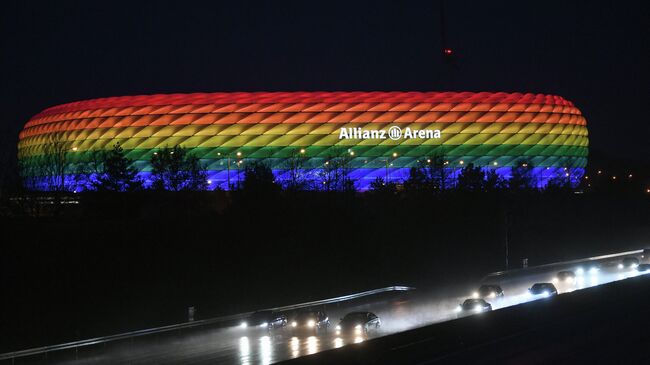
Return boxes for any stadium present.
[18,91,588,191]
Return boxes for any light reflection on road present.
[226,267,649,365]
[290,336,300,358]
[48,260,649,365]
[306,336,318,355]
[239,336,250,365]
[259,336,271,365]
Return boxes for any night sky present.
[1,0,648,164]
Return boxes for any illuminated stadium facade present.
[18,91,588,191]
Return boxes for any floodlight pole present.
[385,159,389,182]
[227,154,231,189]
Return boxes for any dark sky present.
[1,0,649,162]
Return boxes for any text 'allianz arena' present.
[18,91,588,191]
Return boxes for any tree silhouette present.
[284,149,309,191]
[241,161,280,194]
[424,154,450,191]
[403,166,430,193]
[93,143,142,192]
[150,146,207,191]
[484,169,506,192]
[318,153,355,192]
[456,163,485,192]
[545,174,573,192]
[369,176,397,194]
[508,161,536,191]
[20,133,75,191]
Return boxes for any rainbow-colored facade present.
[18,91,588,191]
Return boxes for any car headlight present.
[618,264,624,269]
[576,268,584,275]
[307,320,315,328]
[488,292,496,298]
[589,267,599,274]
[240,322,248,328]
[335,325,341,330]
[542,291,549,297]
[632,263,639,268]
[454,305,462,313]
[473,305,482,313]
[260,322,268,328]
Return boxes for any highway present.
[2,249,647,365]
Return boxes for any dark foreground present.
[2,190,649,352]
[282,272,650,364]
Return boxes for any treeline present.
[17,141,648,197]
[22,143,207,192]
[20,142,580,194]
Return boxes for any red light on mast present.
[443,48,453,55]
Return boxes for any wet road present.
[5,254,648,365]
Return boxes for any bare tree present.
[150,145,208,191]
[42,133,73,191]
[421,153,450,192]
[284,149,308,191]
[318,150,355,192]
[19,133,74,192]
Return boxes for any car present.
[528,283,558,297]
[335,312,381,335]
[618,257,640,269]
[553,270,576,284]
[455,299,492,316]
[635,263,650,272]
[240,310,287,330]
[289,310,330,332]
[472,284,504,299]
[642,249,650,260]
[575,262,600,275]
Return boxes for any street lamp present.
[225,151,242,189]
[237,159,244,186]
[456,160,465,183]
[385,152,398,182]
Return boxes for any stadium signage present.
[338,126,442,141]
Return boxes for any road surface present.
[3,251,647,364]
